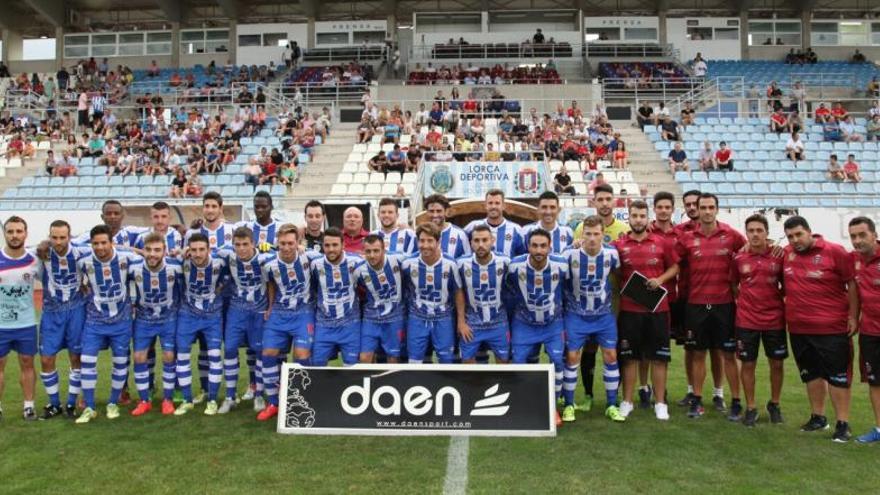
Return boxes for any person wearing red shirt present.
[614,200,680,421]
[675,193,746,420]
[847,216,880,443]
[782,216,858,442]
[831,102,849,121]
[843,154,862,183]
[814,103,832,124]
[342,207,369,254]
[733,214,787,427]
[769,109,788,133]
[714,141,734,171]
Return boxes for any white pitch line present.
[443,436,470,495]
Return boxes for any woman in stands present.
[613,142,628,170]
[356,116,375,144]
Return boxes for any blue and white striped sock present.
[147,346,157,392]
[604,361,620,407]
[198,348,209,392]
[207,349,222,402]
[67,368,81,408]
[109,355,129,405]
[40,371,61,407]
[176,352,193,402]
[553,362,563,399]
[81,355,98,409]
[262,355,280,406]
[162,362,175,401]
[134,362,151,402]
[562,364,579,406]
[224,353,239,400]
[254,357,264,395]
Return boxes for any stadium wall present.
[236,23,308,67]
[666,18,742,61]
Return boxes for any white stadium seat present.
[330,184,348,195]
[337,173,353,184]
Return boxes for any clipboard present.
[621,271,668,313]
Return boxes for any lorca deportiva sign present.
[277,364,556,436]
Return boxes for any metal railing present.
[585,43,674,58]
[302,46,386,63]
[271,81,369,105]
[410,43,578,61]
[602,77,706,101]
[403,76,564,86]
[360,98,564,121]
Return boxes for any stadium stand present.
[407,63,561,85]
[706,60,880,89]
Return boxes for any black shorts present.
[685,303,735,352]
[670,300,687,345]
[790,333,852,388]
[859,334,880,386]
[617,311,671,363]
[735,328,788,362]
[78,109,89,126]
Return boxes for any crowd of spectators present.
[430,30,573,59]
[3,59,133,113]
[407,62,561,85]
[599,62,690,89]
[783,47,818,64]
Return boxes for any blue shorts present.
[461,323,510,361]
[264,311,314,352]
[511,318,564,365]
[177,310,222,351]
[224,306,265,353]
[39,305,86,356]
[564,312,617,351]
[312,320,360,366]
[134,319,176,353]
[407,316,455,362]
[81,318,132,357]
[0,326,38,357]
[361,319,405,357]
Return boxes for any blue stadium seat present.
[821,183,839,194]
[20,177,35,187]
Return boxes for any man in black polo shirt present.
[303,200,325,252]
[637,101,654,129]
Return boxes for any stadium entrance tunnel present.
[415,199,538,228]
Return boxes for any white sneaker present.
[217,398,237,414]
[240,387,255,401]
[192,391,207,405]
[655,402,670,421]
[619,401,634,418]
[254,396,266,412]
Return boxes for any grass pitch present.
[1,347,878,495]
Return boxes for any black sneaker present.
[677,392,694,407]
[23,407,37,421]
[766,401,784,424]
[638,385,653,409]
[832,421,852,443]
[800,414,830,432]
[712,395,727,413]
[743,408,759,427]
[727,399,743,422]
[687,396,705,418]
[39,404,63,420]
[65,404,77,419]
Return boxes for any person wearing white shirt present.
[693,59,707,77]
[785,131,805,161]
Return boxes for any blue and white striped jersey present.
[374,228,417,255]
[131,258,183,323]
[265,251,322,315]
[310,254,364,327]
[40,244,92,312]
[133,229,184,253]
[561,246,619,317]
[237,219,279,247]
[401,254,461,321]
[77,250,143,324]
[216,249,275,310]
[185,222,235,253]
[74,225,147,248]
[355,253,406,322]
[464,218,526,258]
[0,250,41,330]
[181,256,228,316]
[506,254,569,326]
[522,222,574,254]
[456,253,510,329]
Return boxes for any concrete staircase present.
[614,123,681,198]
[281,121,359,212]
[0,148,53,196]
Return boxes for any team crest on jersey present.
[588,263,596,273]
[363,275,371,284]
[224,233,232,242]
[741,264,751,273]
[259,232,267,241]
[392,265,400,273]
[136,275,143,284]
[604,259,610,268]
[505,233,512,241]
[788,252,796,261]
[535,277,543,286]
[496,268,504,276]
[333,270,341,280]
[378,274,387,283]
[103,268,111,277]
[519,272,527,281]
[197,271,205,280]
[23,273,31,282]
[245,264,253,271]
[210,237,217,246]
[480,272,489,282]
[464,268,472,277]
[151,279,160,287]
[426,274,434,283]
[813,255,822,265]
[287,270,296,279]
[450,237,457,244]
[59,258,67,267]
[552,273,559,281]
[443,271,449,279]
[572,260,579,269]
[693,238,701,247]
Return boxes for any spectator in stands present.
[692,55,707,78]
[44,150,58,175]
[787,110,803,134]
[698,141,715,171]
[0,61,9,78]
[660,115,681,142]
[714,141,734,171]
[53,150,77,177]
[636,101,654,129]
[868,114,880,142]
[588,171,607,194]
[147,60,160,77]
[387,145,406,178]
[56,66,69,91]
[840,115,863,142]
[786,131,805,161]
[831,102,849,121]
[407,143,422,172]
[291,42,302,67]
[169,168,188,198]
[343,207,369,255]
[613,142,628,169]
[868,77,880,98]
[805,47,817,64]
[851,49,866,64]
[844,154,862,183]
[668,142,689,174]
[763,37,772,45]
[680,101,696,127]
[814,102,832,123]
[653,102,670,126]
[823,118,843,142]
[766,82,783,112]
[769,108,789,133]
[827,154,845,181]
[790,81,805,112]
[533,29,545,44]
[870,101,880,120]
[368,151,388,173]
[590,138,609,168]
[356,116,374,144]
[185,172,203,197]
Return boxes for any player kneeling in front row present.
[456,225,511,364]
[174,234,226,416]
[614,202,680,421]
[356,235,407,364]
[507,229,567,425]
[561,217,625,423]
[130,234,183,416]
[733,215,787,426]
[260,225,320,421]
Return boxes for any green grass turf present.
[1,346,879,494]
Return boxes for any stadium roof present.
[2,0,879,38]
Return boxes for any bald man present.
[342,207,369,254]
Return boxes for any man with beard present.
[423,194,470,258]
[465,189,526,258]
[373,198,416,254]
